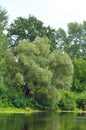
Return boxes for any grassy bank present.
[0,107,85,114]
[0,107,40,113]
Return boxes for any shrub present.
[59,90,76,111]
[34,88,60,110]
[76,91,86,110]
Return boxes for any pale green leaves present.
[15,73,24,86]
[49,50,74,90]
[4,36,73,96]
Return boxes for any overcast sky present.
[1,0,86,30]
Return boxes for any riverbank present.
[0,107,86,114]
[0,107,40,114]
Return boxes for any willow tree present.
[49,50,74,90]
[4,37,73,109]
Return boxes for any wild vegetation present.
[0,6,86,111]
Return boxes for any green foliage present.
[0,83,11,107]
[7,14,86,59]
[76,91,86,109]
[0,83,8,95]
[0,20,8,107]
[67,22,86,59]
[1,5,85,110]
[49,50,74,90]
[15,73,24,87]
[8,94,28,108]
[35,89,51,110]
[56,28,67,50]
[0,23,9,93]
[7,16,56,50]
[72,58,86,92]
[0,6,8,29]
[0,26,8,58]
[56,22,86,59]
[34,88,60,110]
[59,90,76,111]
[1,35,73,110]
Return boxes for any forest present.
[0,6,86,111]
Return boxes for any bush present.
[7,93,34,108]
[0,84,10,107]
[76,91,86,110]
[34,88,59,110]
[59,90,76,111]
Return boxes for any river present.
[0,112,86,130]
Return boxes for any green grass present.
[0,107,85,114]
[0,107,37,113]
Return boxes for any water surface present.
[0,112,86,130]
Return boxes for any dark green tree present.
[56,28,67,50]
[0,23,9,105]
[56,22,86,59]
[0,6,8,30]
[7,15,56,50]
[0,5,9,82]
[72,58,86,92]
[66,22,86,59]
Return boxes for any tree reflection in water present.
[0,112,86,130]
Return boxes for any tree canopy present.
[0,5,85,110]
[0,6,8,29]
[2,36,73,109]
[72,58,86,92]
[7,15,56,50]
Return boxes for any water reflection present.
[0,112,86,130]
[23,124,28,130]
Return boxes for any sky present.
[1,0,86,30]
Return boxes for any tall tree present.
[0,5,8,73]
[0,24,8,89]
[4,37,73,94]
[56,22,86,59]
[7,15,56,50]
[4,37,52,96]
[0,6,8,30]
[72,58,86,92]
[67,22,86,59]
[3,37,74,109]
[56,28,67,51]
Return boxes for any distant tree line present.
[0,6,86,110]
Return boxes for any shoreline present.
[0,107,86,114]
